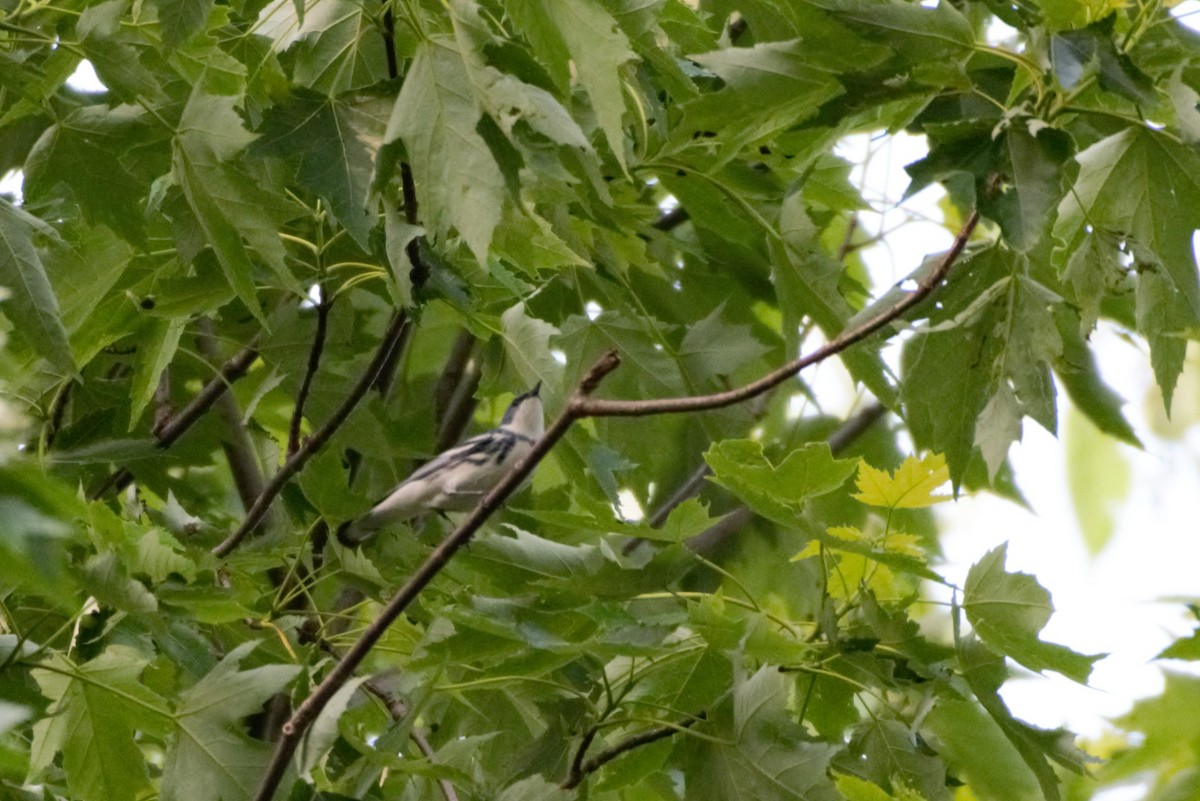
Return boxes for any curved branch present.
[213,312,413,557]
[251,351,623,801]
[578,210,979,418]
[561,715,702,790]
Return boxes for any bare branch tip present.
[579,350,621,395]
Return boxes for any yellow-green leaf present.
[853,453,952,510]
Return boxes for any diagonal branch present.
[251,212,980,801]
[578,210,979,418]
[212,312,413,557]
[251,350,624,801]
[89,334,261,499]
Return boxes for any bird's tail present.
[336,517,376,547]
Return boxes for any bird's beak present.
[532,381,542,396]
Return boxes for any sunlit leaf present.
[852,453,951,510]
[963,544,1102,683]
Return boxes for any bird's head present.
[500,382,544,439]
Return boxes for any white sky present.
[833,15,1200,739]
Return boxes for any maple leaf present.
[852,453,953,510]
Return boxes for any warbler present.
[337,383,544,545]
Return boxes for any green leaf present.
[1109,673,1200,781]
[23,106,150,245]
[957,637,1093,801]
[963,544,1101,683]
[900,327,989,491]
[498,302,563,390]
[173,88,301,315]
[133,528,198,584]
[833,773,893,801]
[508,0,634,164]
[0,199,76,374]
[1053,304,1140,446]
[30,648,171,801]
[772,196,895,403]
[679,666,841,801]
[678,303,773,382]
[288,0,390,94]
[75,0,163,100]
[251,91,389,247]
[160,641,301,801]
[129,316,186,431]
[680,40,845,158]
[833,719,948,801]
[1054,128,1200,404]
[988,122,1070,253]
[81,552,159,614]
[973,382,1023,481]
[852,453,951,510]
[159,0,214,47]
[705,439,858,524]
[924,698,1043,801]
[497,775,572,801]
[385,39,505,263]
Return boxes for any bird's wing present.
[339,428,534,545]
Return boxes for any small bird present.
[337,383,544,545]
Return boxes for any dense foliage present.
[3,0,1200,799]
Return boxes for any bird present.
[337,383,544,545]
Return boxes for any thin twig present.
[89,336,260,499]
[251,351,623,801]
[369,163,423,396]
[561,715,703,790]
[363,682,459,801]
[577,211,979,419]
[41,379,72,451]
[289,288,331,457]
[836,216,860,262]
[212,312,412,558]
[562,726,599,791]
[621,462,714,556]
[649,462,713,529]
[151,368,173,438]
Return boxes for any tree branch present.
[90,335,261,499]
[251,213,976,800]
[562,726,599,791]
[651,206,690,232]
[213,312,413,558]
[561,715,702,790]
[288,288,331,458]
[434,330,476,423]
[252,351,623,801]
[577,210,979,419]
[197,319,270,520]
